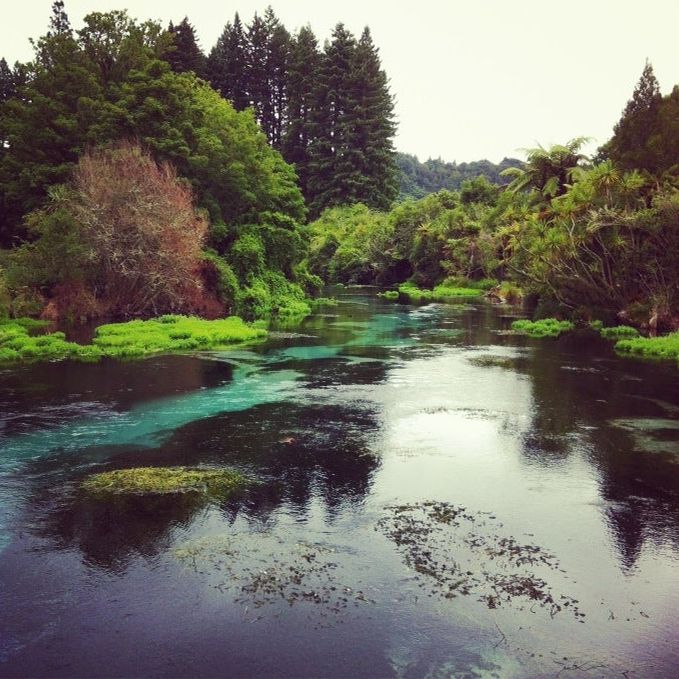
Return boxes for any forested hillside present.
[396,153,523,199]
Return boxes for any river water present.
[1,288,679,678]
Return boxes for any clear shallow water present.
[1,289,679,678]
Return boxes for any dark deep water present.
[1,288,679,678]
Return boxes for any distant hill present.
[396,152,524,200]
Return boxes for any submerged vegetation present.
[81,467,250,497]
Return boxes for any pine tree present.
[0,58,14,101]
[245,12,271,135]
[282,26,321,195]
[602,61,662,172]
[207,13,249,111]
[167,17,206,78]
[307,24,397,214]
[344,27,397,210]
[307,23,357,214]
[263,7,289,148]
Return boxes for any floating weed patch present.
[93,315,266,358]
[174,534,375,626]
[615,331,679,362]
[81,466,251,498]
[397,282,483,303]
[467,355,518,370]
[599,325,639,340]
[0,319,95,363]
[511,318,574,338]
[311,297,339,307]
[0,314,267,365]
[377,501,584,620]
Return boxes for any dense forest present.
[1,2,679,346]
[396,153,523,199]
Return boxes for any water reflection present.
[2,291,679,677]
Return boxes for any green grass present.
[81,466,250,497]
[615,332,679,361]
[398,282,483,302]
[598,325,640,340]
[511,318,575,338]
[0,314,267,364]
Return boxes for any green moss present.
[511,318,575,338]
[599,325,640,340]
[398,282,483,302]
[378,290,400,300]
[616,332,679,361]
[81,466,250,497]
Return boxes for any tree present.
[601,61,662,172]
[166,17,206,78]
[307,23,357,214]
[207,13,249,110]
[306,24,397,214]
[14,142,209,317]
[501,137,589,201]
[263,7,290,148]
[344,27,398,210]
[282,25,321,196]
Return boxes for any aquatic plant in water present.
[81,466,250,497]
[615,331,679,361]
[598,325,639,340]
[397,282,483,302]
[377,502,584,620]
[511,318,574,338]
[0,314,267,364]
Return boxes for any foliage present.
[92,314,266,358]
[501,137,589,201]
[615,332,679,361]
[398,282,483,302]
[0,313,266,364]
[81,466,249,497]
[511,318,575,338]
[599,325,640,340]
[396,153,522,200]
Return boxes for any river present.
[1,288,678,678]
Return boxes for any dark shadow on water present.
[0,355,234,437]
[16,402,380,569]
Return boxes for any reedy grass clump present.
[81,466,250,497]
[615,331,679,361]
[511,318,575,338]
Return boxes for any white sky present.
[2,0,679,163]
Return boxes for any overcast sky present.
[2,1,679,163]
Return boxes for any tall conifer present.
[207,14,249,111]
